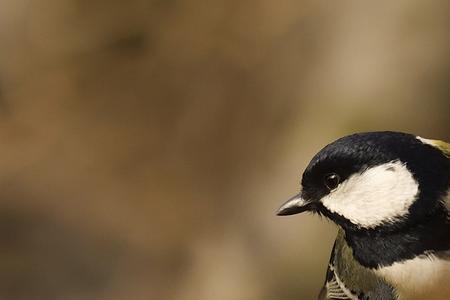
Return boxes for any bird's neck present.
[343,212,450,269]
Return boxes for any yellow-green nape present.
[417,137,450,157]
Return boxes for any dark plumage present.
[277,131,450,300]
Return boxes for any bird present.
[276,131,450,300]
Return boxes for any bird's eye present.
[324,173,340,190]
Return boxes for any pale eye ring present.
[324,173,340,190]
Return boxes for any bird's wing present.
[318,241,360,300]
[322,264,361,300]
[319,231,397,300]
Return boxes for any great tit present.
[277,131,450,300]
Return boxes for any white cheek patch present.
[321,161,419,228]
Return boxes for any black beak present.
[276,193,311,216]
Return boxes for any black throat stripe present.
[342,210,450,268]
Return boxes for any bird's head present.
[277,131,450,232]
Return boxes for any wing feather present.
[319,241,360,300]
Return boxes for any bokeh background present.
[0,1,449,299]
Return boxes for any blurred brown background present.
[0,1,449,299]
